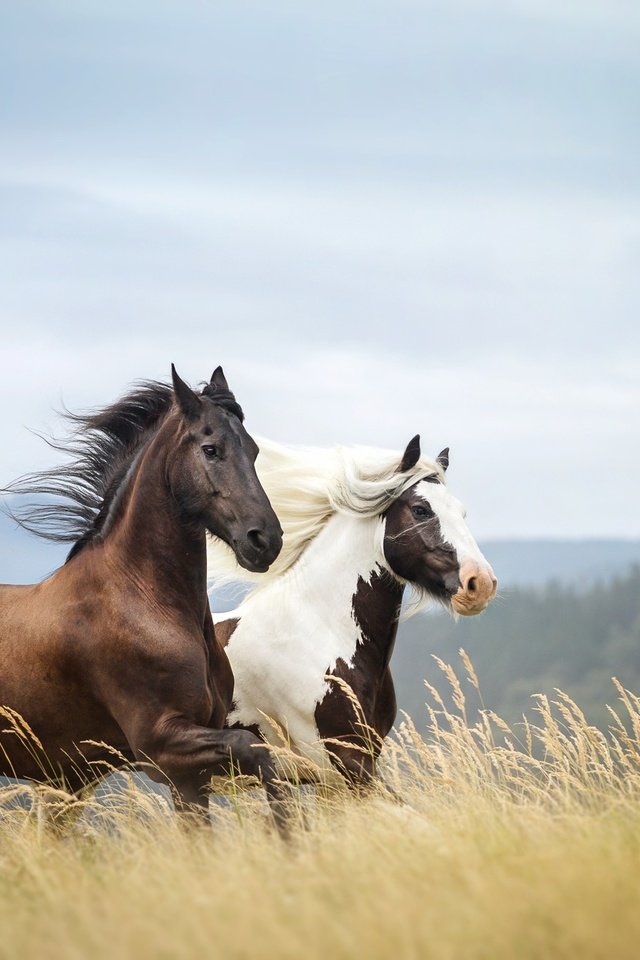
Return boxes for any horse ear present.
[399,434,421,473]
[171,364,202,421]
[210,366,230,392]
[437,447,450,472]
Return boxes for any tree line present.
[393,565,640,732]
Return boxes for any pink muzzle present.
[451,559,498,616]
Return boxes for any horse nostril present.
[247,528,267,551]
[467,576,477,593]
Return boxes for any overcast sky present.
[1,1,639,540]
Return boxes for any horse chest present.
[225,600,363,752]
[221,520,395,760]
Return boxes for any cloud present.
[2,335,639,538]
[0,1,638,539]
[1,165,638,365]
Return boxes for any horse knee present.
[222,730,276,781]
[326,742,376,790]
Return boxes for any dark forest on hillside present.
[394,566,640,732]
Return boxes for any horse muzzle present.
[234,525,283,573]
[451,559,497,616]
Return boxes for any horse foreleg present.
[324,738,377,794]
[135,721,291,834]
[324,741,407,804]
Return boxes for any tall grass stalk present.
[2,652,640,960]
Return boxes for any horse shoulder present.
[0,575,98,672]
[52,568,219,731]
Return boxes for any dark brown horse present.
[0,366,288,825]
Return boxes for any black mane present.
[3,379,243,561]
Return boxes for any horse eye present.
[202,445,219,460]
[412,504,433,519]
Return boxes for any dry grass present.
[2,651,640,960]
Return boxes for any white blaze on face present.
[413,481,484,564]
[413,479,497,614]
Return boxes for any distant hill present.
[481,539,640,590]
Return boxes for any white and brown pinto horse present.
[209,435,497,789]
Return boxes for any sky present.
[1,0,639,541]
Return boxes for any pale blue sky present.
[1,1,639,538]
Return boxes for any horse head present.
[383,435,497,616]
[168,365,283,573]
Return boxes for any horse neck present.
[102,422,208,616]
[286,512,405,664]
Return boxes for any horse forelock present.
[200,384,245,422]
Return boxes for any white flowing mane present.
[207,436,445,587]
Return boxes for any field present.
[2,654,640,960]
